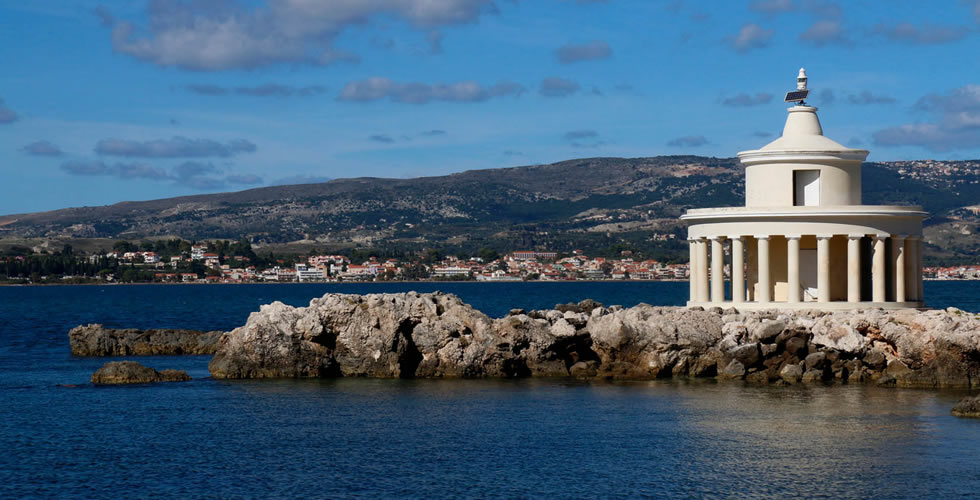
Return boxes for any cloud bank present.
[103,0,497,71]
[555,40,612,63]
[873,84,980,152]
[0,97,18,124]
[338,78,524,104]
[95,136,257,158]
[667,135,709,147]
[60,159,261,190]
[186,84,326,97]
[21,140,64,156]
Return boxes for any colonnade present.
[688,234,923,305]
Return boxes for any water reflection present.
[195,378,980,497]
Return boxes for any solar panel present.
[784,90,809,102]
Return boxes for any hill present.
[1,156,977,263]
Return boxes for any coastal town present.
[2,241,976,285]
[97,246,694,283]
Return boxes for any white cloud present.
[0,97,18,124]
[555,40,613,64]
[338,78,525,104]
[873,23,970,45]
[95,136,257,158]
[799,19,850,46]
[873,84,980,152]
[21,140,64,156]
[722,92,773,107]
[729,23,773,53]
[104,0,497,71]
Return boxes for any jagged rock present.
[751,319,786,343]
[69,324,223,356]
[951,395,980,418]
[745,370,770,384]
[784,336,808,358]
[811,323,865,352]
[719,359,746,380]
[91,361,190,385]
[804,352,827,370]
[863,350,887,370]
[555,299,604,315]
[761,343,778,357]
[801,368,825,384]
[779,363,803,383]
[730,343,761,367]
[569,360,598,378]
[204,292,980,387]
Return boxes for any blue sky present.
[1,0,979,214]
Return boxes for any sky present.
[1,0,979,215]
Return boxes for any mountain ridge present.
[1,155,977,262]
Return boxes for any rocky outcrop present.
[69,324,223,356]
[208,293,980,388]
[952,394,980,418]
[91,361,191,385]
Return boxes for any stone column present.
[688,238,697,302]
[756,235,771,303]
[872,235,886,303]
[817,235,831,303]
[847,234,862,303]
[893,235,907,303]
[746,237,757,302]
[786,235,801,304]
[697,238,709,303]
[711,237,725,303]
[731,236,745,304]
[905,236,919,301]
[916,237,924,301]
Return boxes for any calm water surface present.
[0,281,978,498]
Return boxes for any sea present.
[1,281,978,498]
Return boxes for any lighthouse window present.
[793,170,820,206]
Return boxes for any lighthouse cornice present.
[737,148,870,165]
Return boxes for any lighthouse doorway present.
[793,170,821,207]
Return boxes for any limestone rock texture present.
[208,292,980,388]
[69,324,223,356]
[91,361,191,385]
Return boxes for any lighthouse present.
[682,69,926,309]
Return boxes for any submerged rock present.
[206,292,980,387]
[91,361,191,385]
[951,394,980,418]
[69,324,223,356]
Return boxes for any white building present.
[682,69,925,310]
[432,265,472,278]
[191,245,207,260]
[295,264,326,282]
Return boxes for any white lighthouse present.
[682,69,926,309]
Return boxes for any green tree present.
[112,241,137,253]
[477,247,499,262]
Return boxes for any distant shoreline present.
[2,278,977,287]
[0,279,690,287]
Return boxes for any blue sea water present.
[0,281,978,498]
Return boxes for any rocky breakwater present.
[208,292,980,388]
[69,324,223,356]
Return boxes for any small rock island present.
[91,361,190,385]
[69,324,223,356]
